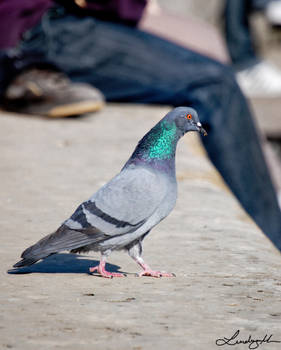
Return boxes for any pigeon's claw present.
[138,269,176,278]
[135,259,176,278]
[89,261,125,278]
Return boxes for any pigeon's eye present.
[186,114,192,120]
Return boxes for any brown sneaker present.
[2,68,105,117]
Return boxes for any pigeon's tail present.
[13,224,108,268]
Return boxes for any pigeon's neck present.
[127,121,180,172]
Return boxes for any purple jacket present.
[0,0,147,49]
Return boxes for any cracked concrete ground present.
[0,104,281,350]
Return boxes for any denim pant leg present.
[223,0,277,70]
[223,0,260,70]
[20,11,281,249]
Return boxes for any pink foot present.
[138,269,176,278]
[89,262,125,278]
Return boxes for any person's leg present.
[0,1,104,116]
[0,48,53,98]
[0,0,52,97]
[223,0,260,70]
[19,7,281,249]
[223,0,280,68]
[223,0,281,98]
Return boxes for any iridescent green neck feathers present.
[133,120,179,161]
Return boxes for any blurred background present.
[142,0,281,194]
[1,0,281,235]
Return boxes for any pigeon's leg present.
[127,239,175,278]
[89,251,125,278]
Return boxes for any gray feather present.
[65,166,168,237]
[13,224,109,268]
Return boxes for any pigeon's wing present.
[65,166,167,236]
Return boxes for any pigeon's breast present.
[153,176,177,222]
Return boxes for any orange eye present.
[186,114,192,120]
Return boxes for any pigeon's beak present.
[196,122,208,136]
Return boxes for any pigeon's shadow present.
[7,253,122,275]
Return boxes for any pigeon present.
[13,107,207,278]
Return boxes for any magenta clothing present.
[0,0,53,49]
[0,0,147,49]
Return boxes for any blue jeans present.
[224,0,277,70]
[15,6,281,249]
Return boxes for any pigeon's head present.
[165,107,207,137]
[129,106,207,163]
